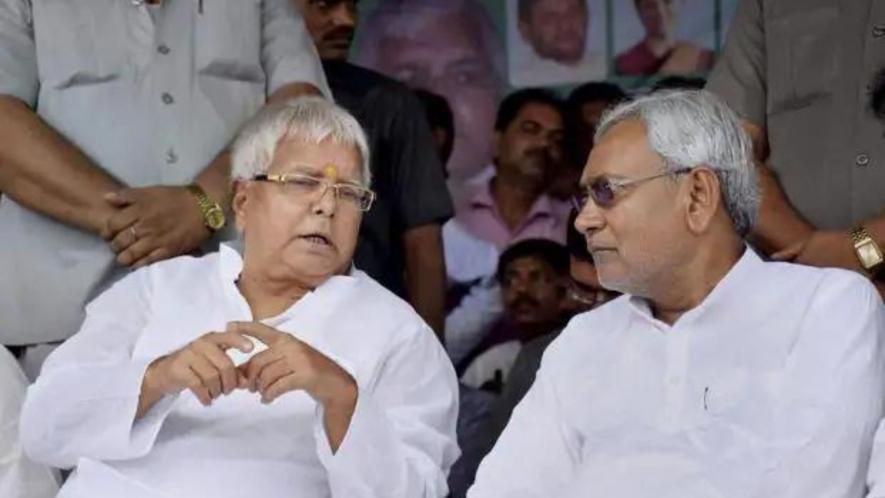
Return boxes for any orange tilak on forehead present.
[322,163,339,182]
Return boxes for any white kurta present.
[20,244,460,498]
[469,249,885,498]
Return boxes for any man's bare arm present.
[403,223,447,341]
[742,121,814,254]
[0,95,121,234]
[103,82,325,268]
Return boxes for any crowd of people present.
[0,0,882,497]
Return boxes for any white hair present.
[595,90,759,237]
[231,96,371,187]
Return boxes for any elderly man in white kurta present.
[20,97,460,498]
[468,90,885,498]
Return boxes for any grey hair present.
[353,0,506,84]
[595,90,759,237]
[231,96,371,187]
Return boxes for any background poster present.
[506,0,608,87]
[351,0,740,191]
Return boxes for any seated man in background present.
[469,90,885,498]
[454,89,571,250]
[21,97,459,498]
[459,239,570,391]
[445,89,571,363]
[297,0,453,337]
[449,222,615,498]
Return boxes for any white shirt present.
[443,219,503,366]
[460,340,522,390]
[0,348,58,498]
[469,249,885,498]
[0,0,330,345]
[21,244,459,498]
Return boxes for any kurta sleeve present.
[260,0,330,98]
[705,0,767,129]
[760,275,885,498]
[467,350,580,498]
[0,0,38,106]
[313,324,460,498]
[20,269,179,469]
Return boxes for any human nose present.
[311,182,338,216]
[330,4,356,28]
[574,196,604,235]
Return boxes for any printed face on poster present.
[506,0,608,87]
[353,0,507,186]
[612,0,718,77]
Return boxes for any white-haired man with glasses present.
[20,97,459,498]
[468,90,885,498]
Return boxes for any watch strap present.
[186,184,222,232]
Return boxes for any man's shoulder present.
[142,249,222,288]
[324,60,410,101]
[540,297,631,370]
[759,259,877,304]
[350,268,428,324]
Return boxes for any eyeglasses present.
[571,167,693,211]
[253,173,375,212]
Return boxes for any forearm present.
[135,360,168,420]
[740,121,814,253]
[0,95,121,234]
[321,387,357,453]
[194,150,231,212]
[403,224,447,339]
[749,161,814,254]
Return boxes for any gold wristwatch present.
[186,184,226,233]
[849,226,884,275]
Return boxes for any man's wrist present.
[185,183,226,234]
[320,378,358,413]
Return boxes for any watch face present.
[207,209,226,230]
[858,241,885,268]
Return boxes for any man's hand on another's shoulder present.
[101,186,212,268]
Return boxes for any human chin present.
[591,252,631,293]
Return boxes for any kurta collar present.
[628,245,763,330]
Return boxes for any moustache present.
[524,148,555,163]
[323,27,355,44]
[509,295,540,311]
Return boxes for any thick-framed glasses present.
[571,167,693,211]
[253,173,375,212]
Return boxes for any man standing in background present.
[296,0,453,337]
[0,0,329,377]
[707,0,884,294]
